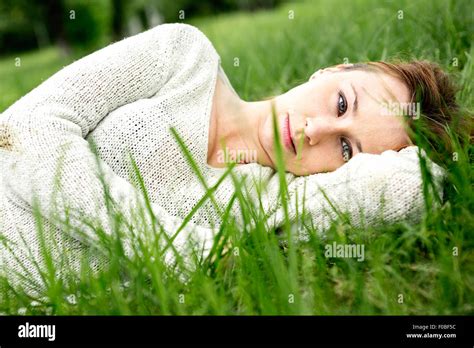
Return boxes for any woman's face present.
[258,64,412,175]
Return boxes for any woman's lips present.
[283,112,296,155]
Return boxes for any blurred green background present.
[0,0,285,54]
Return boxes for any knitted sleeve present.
[266,146,445,238]
[1,23,216,268]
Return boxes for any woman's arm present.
[1,23,216,267]
[266,146,445,237]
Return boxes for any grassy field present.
[0,0,473,315]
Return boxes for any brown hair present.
[348,60,470,164]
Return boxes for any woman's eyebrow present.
[351,83,359,114]
[350,83,363,152]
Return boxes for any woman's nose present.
[304,116,341,146]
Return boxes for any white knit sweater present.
[0,23,444,290]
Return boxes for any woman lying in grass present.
[0,23,461,290]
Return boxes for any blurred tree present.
[63,0,112,50]
[0,0,49,54]
[45,0,70,56]
[0,0,112,55]
[111,0,126,40]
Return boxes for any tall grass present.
[0,0,472,315]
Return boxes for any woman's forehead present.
[342,69,411,104]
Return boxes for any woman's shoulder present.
[147,23,215,50]
[134,23,219,70]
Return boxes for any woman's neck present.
[207,76,273,167]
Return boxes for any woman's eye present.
[337,92,347,116]
[341,138,352,162]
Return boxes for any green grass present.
[0,47,84,112]
[0,0,473,315]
